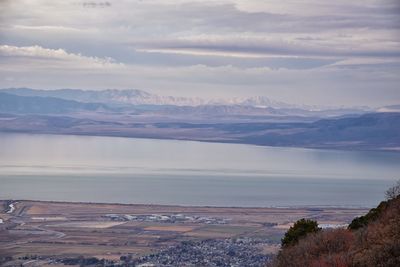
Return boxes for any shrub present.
[281,218,320,247]
[275,229,354,267]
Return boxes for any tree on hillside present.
[386,179,400,200]
[281,218,320,247]
[348,200,390,230]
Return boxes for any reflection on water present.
[0,133,399,207]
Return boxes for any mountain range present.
[0,87,370,111]
[0,88,301,108]
[0,88,399,151]
[0,88,374,119]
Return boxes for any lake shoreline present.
[0,199,374,210]
[1,125,399,153]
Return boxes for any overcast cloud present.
[0,0,399,106]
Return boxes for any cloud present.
[0,45,123,69]
[82,1,111,8]
[12,25,83,32]
[1,44,399,107]
[233,0,400,17]
[131,33,400,59]
[0,0,399,106]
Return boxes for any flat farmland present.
[0,200,368,266]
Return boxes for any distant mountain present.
[242,112,400,150]
[0,92,112,114]
[153,104,285,117]
[378,105,400,113]
[0,88,371,116]
[237,96,295,109]
[0,88,210,107]
[0,91,290,118]
[1,109,399,151]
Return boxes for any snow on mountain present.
[0,88,259,107]
[377,105,400,113]
[72,89,306,109]
[236,96,295,109]
[0,88,372,114]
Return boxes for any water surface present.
[0,133,399,207]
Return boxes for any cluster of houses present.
[103,213,229,224]
[133,238,271,267]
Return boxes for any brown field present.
[0,200,367,266]
[143,225,197,232]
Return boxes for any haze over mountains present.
[0,88,370,111]
[0,88,399,151]
[0,88,375,118]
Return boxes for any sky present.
[0,0,399,106]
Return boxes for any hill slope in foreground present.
[273,194,400,267]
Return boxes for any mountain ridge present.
[0,88,372,113]
[0,92,113,114]
[0,110,399,151]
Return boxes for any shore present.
[0,200,368,266]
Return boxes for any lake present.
[0,133,399,207]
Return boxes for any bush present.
[281,218,320,247]
[275,229,354,267]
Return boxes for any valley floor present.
[0,200,367,266]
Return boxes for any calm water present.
[0,133,399,207]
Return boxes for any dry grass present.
[273,196,400,267]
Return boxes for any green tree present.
[281,218,320,247]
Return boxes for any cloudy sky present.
[0,0,399,106]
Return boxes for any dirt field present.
[0,200,368,266]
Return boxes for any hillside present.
[0,92,112,114]
[273,192,400,267]
[243,112,400,150]
[0,110,399,151]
